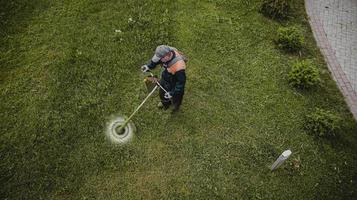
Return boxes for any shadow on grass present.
[0,0,51,80]
[0,0,51,37]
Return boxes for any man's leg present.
[172,93,184,112]
[159,80,171,110]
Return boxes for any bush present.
[260,0,291,20]
[276,26,304,52]
[288,60,320,89]
[304,108,341,138]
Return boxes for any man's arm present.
[142,58,161,72]
[146,59,161,70]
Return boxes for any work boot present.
[157,102,169,110]
[171,105,180,114]
[171,108,179,114]
[157,102,163,109]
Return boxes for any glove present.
[164,92,172,100]
[141,65,150,73]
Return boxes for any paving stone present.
[305,0,357,120]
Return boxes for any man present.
[141,45,187,113]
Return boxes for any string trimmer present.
[114,72,169,136]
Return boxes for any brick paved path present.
[305,0,357,120]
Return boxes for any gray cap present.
[151,45,171,62]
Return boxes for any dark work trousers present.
[159,80,184,111]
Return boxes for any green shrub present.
[304,108,341,138]
[276,26,304,52]
[288,60,320,89]
[260,0,291,20]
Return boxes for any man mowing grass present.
[141,45,187,113]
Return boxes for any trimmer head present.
[106,116,136,144]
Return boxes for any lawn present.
[1,0,357,199]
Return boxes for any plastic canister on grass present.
[271,150,292,171]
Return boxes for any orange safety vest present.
[167,51,186,75]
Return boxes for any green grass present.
[1,0,357,199]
